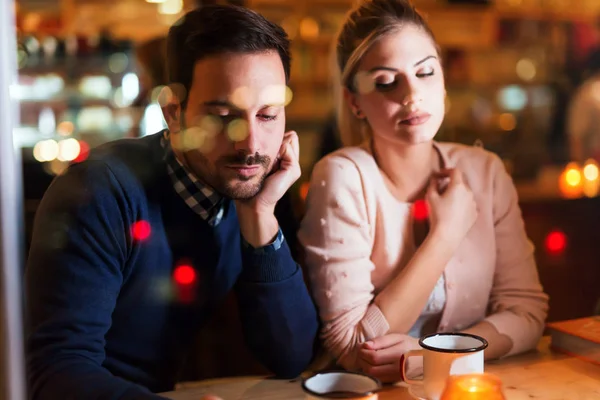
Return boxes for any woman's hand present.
[357,333,422,383]
[427,168,478,250]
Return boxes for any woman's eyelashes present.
[374,69,436,92]
[375,80,398,91]
[258,114,278,122]
[416,68,435,78]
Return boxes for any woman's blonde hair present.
[334,0,439,147]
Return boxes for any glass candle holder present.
[440,373,506,400]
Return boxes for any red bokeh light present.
[131,220,152,241]
[73,140,90,163]
[545,230,567,254]
[412,199,429,221]
[300,182,310,203]
[173,265,196,286]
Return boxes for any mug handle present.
[401,349,423,386]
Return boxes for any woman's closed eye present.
[258,114,278,122]
[375,79,398,92]
[416,68,435,78]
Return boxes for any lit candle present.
[440,373,506,400]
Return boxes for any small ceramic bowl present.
[302,371,382,399]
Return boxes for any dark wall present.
[520,196,600,323]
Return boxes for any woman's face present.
[345,24,446,146]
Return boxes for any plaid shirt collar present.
[161,131,224,225]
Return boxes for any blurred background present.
[9,0,600,382]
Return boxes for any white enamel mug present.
[401,332,488,400]
[302,371,381,399]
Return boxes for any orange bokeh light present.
[441,373,506,400]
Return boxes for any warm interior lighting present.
[582,159,600,198]
[565,168,581,186]
[299,17,320,40]
[441,373,506,400]
[33,139,59,162]
[57,121,74,136]
[57,138,81,162]
[158,0,183,15]
[516,58,537,81]
[559,162,583,198]
[498,113,516,131]
[583,160,599,181]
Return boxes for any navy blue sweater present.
[25,134,319,399]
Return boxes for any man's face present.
[165,51,288,200]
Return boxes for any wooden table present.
[160,338,600,400]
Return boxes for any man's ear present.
[159,86,182,133]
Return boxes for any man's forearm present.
[235,202,279,248]
[27,358,166,400]
[236,258,319,378]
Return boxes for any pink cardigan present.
[298,141,549,371]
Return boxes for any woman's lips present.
[400,113,431,126]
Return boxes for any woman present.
[298,0,548,383]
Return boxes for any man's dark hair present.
[166,4,291,109]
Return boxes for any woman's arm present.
[479,155,549,357]
[298,156,388,371]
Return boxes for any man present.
[25,5,319,399]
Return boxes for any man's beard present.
[186,150,272,200]
[176,117,272,200]
[218,152,271,199]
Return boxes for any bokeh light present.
[45,159,68,176]
[412,199,428,221]
[108,53,129,74]
[559,162,583,198]
[131,220,152,241]
[57,121,74,137]
[498,113,516,131]
[227,119,249,142]
[564,165,581,187]
[158,0,182,15]
[583,160,599,181]
[231,86,254,110]
[73,141,90,163]
[354,71,375,95]
[299,17,319,40]
[33,139,59,162]
[173,264,196,286]
[260,85,294,107]
[545,230,567,255]
[516,58,537,81]
[182,127,207,151]
[57,138,81,162]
